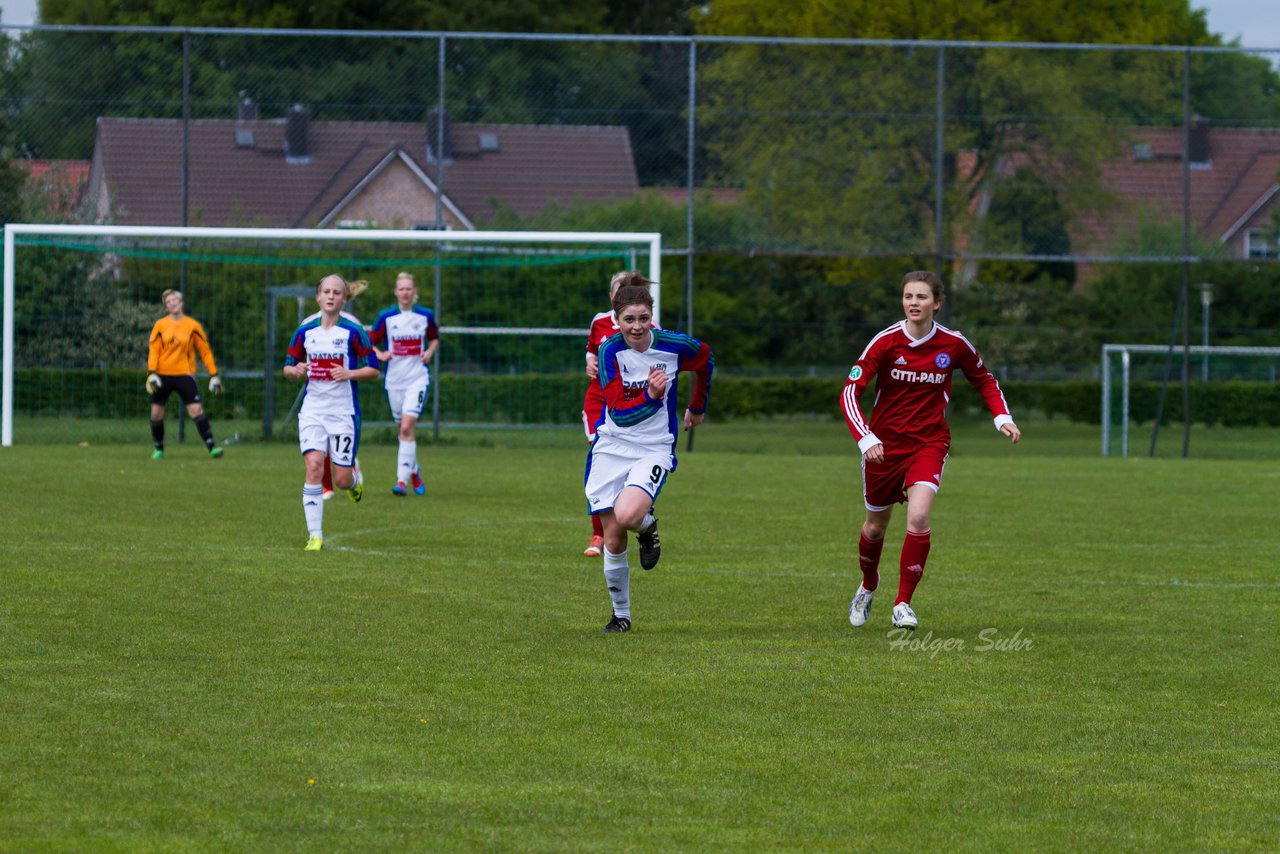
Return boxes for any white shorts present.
[584,444,672,514]
[387,377,430,421]
[298,412,361,466]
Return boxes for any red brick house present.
[84,104,640,229]
[1076,123,1280,259]
[20,159,90,218]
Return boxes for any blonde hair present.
[316,274,352,298]
[161,288,183,304]
[395,272,416,285]
[347,279,368,299]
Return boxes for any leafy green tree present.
[0,31,28,225]
[691,0,1280,273]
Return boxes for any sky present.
[1,0,1278,48]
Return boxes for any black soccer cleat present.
[600,614,632,633]
[637,517,661,570]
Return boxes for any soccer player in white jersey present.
[283,274,380,551]
[370,272,440,496]
[581,270,657,556]
[302,279,368,500]
[584,282,714,633]
[841,270,1021,631]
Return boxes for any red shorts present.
[862,442,949,511]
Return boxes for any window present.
[1245,228,1278,258]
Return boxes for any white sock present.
[639,512,655,533]
[397,439,416,483]
[602,547,631,619]
[303,482,324,537]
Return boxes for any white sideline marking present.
[1078,577,1280,590]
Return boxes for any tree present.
[691,0,1280,274]
[0,29,28,224]
[18,1,694,182]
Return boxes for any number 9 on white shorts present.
[584,447,671,512]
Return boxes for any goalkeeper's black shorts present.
[150,374,201,406]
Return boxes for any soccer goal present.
[1100,342,1280,456]
[2,224,661,447]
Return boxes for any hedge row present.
[12,369,1280,427]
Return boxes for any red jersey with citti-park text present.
[841,320,1013,452]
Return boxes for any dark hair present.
[902,270,944,301]
[612,284,654,316]
[610,270,653,293]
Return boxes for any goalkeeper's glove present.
[209,375,223,394]
[146,373,162,395]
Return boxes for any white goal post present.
[2,223,662,446]
[1100,343,1280,457]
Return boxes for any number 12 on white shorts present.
[298,413,359,466]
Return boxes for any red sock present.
[321,454,333,491]
[896,529,931,605]
[857,531,884,591]
[591,513,604,537]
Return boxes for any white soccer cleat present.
[848,584,874,627]
[892,601,918,631]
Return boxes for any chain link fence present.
[3,26,1279,394]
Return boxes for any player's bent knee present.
[614,505,648,531]
[862,521,889,541]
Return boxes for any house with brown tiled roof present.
[84,103,640,229]
[1076,122,1280,260]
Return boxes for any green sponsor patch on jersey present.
[848,365,862,381]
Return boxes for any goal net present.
[2,224,661,447]
[1100,342,1280,456]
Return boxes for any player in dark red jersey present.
[840,270,1020,631]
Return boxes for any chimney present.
[426,109,453,162]
[286,104,311,164]
[1188,117,1211,166]
[235,94,258,148]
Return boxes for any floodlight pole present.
[686,40,697,454]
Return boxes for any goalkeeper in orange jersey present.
[147,288,225,459]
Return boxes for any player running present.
[841,270,1021,631]
[302,280,368,500]
[283,274,380,551]
[580,270,656,556]
[370,272,439,496]
[584,281,714,633]
[146,288,224,459]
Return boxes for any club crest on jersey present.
[935,353,952,369]
[848,365,862,381]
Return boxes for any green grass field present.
[2,421,1278,850]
